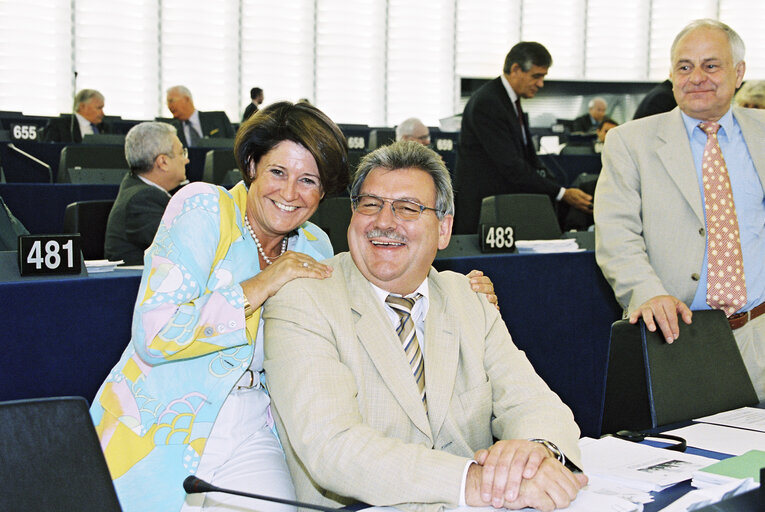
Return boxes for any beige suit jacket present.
[263,252,581,512]
[595,106,765,312]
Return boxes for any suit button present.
[699,228,705,236]
[691,273,700,281]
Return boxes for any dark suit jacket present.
[633,80,676,120]
[170,111,235,147]
[454,77,561,234]
[571,114,597,133]
[104,173,170,265]
[242,103,258,122]
[41,115,111,143]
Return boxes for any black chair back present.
[479,193,562,240]
[203,149,239,185]
[0,396,122,511]
[309,196,352,254]
[58,145,128,183]
[63,199,115,260]
[600,310,758,434]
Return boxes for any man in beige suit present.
[595,19,765,399]
[264,141,585,512]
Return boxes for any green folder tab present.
[699,450,765,483]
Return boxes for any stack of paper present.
[85,259,124,273]
[692,449,765,488]
[515,238,581,253]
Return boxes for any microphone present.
[183,476,345,512]
[70,70,78,142]
[7,143,53,183]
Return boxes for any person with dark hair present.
[166,85,235,147]
[633,79,676,119]
[454,42,592,234]
[91,101,351,512]
[104,121,189,265]
[242,87,265,122]
[41,88,111,143]
[594,117,619,152]
[264,141,585,512]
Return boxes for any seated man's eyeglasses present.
[351,194,443,221]
[165,147,188,159]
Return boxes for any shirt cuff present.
[555,187,566,202]
[459,460,476,506]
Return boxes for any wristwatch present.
[528,438,565,465]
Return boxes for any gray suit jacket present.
[104,173,169,265]
[594,106,765,312]
[263,252,581,512]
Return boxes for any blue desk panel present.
[1,269,142,403]
[0,183,120,234]
[1,251,622,437]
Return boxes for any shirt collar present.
[500,73,519,105]
[680,107,735,141]
[369,278,430,311]
[137,174,171,197]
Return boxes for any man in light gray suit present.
[595,19,765,400]
[264,141,586,512]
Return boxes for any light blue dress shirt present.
[681,109,765,313]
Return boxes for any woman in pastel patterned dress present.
[90,101,351,511]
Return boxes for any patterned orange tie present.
[699,121,747,316]
[386,294,427,412]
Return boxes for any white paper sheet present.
[663,423,765,456]
[694,407,765,433]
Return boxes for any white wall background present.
[0,0,762,126]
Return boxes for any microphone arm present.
[183,476,346,512]
[70,70,78,142]
[7,143,53,183]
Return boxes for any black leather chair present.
[203,149,240,186]
[63,199,115,260]
[0,396,122,511]
[368,128,396,149]
[479,193,562,240]
[57,145,128,183]
[600,310,758,435]
[309,196,352,254]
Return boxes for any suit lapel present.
[344,258,433,439]
[734,107,765,188]
[656,108,704,224]
[421,270,459,440]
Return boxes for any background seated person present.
[104,122,189,265]
[166,85,235,147]
[264,141,586,512]
[734,80,765,109]
[594,117,619,153]
[242,86,264,122]
[41,88,110,143]
[571,97,607,133]
[396,117,431,145]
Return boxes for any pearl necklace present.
[244,214,286,265]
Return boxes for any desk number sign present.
[18,235,82,276]
[480,225,516,253]
[9,123,40,141]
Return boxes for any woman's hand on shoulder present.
[467,269,499,310]
[241,251,333,309]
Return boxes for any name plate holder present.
[480,224,516,253]
[0,235,87,282]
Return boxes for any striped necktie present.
[386,294,427,412]
[699,121,747,316]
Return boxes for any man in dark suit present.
[454,42,592,234]
[165,85,235,147]
[571,97,607,133]
[41,89,111,143]
[104,122,189,265]
[242,87,264,122]
[633,79,676,119]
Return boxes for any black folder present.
[601,309,758,434]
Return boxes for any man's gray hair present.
[395,117,424,140]
[73,89,104,111]
[671,19,745,65]
[735,80,765,108]
[588,97,606,109]
[167,85,193,100]
[124,122,177,175]
[351,140,454,218]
